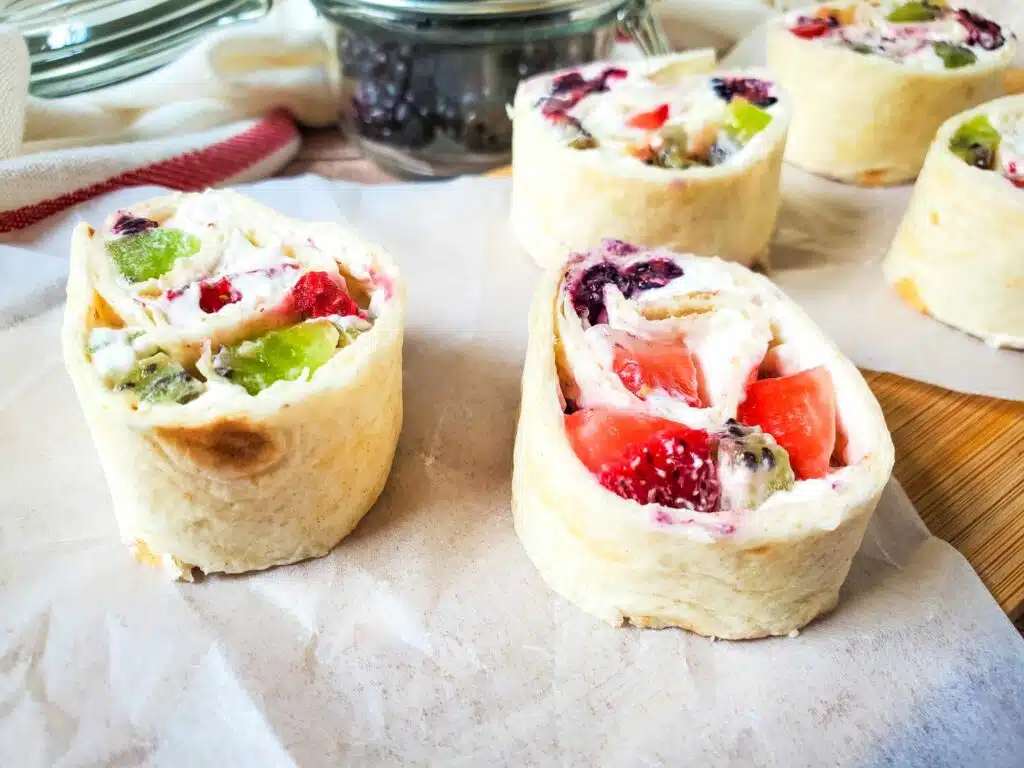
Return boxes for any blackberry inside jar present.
[316,0,667,178]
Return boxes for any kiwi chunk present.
[569,134,598,150]
[933,42,976,69]
[107,228,201,283]
[949,115,1001,170]
[116,353,204,405]
[215,321,341,396]
[717,422,795,512]
[723,99,772,144]
[887,2,940,23]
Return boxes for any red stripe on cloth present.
[0,110,300,234]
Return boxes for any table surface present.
[280,129,1024,623]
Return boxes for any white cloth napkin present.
[0,0,337,232]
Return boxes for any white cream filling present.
[558,250,871,532]
[87,328,139,382]
[787,2,1010,70]
[532,64,780,166]
[991,111,1024,181]
[108,191,355,331]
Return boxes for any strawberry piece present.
[609,330,702,407]
[198,277,241,314]
[627,104,670,131]
[790,18,832,39]
[736,366,837,480]
[288,270,359,319]
[565,408,720,512]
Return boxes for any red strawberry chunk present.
[791,18,832,39]
[609,330,702,407]
[288,270,359,319]
[565,408,720,512]
[736,366,837,480]
[198,277,241,314]
[627,104,670,131]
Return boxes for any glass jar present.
[0,0,272,97]
[313,0,667,178]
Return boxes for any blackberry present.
[955,9,1005,51]
[710,77,777,108]
[624,258,684,291]
[570,263,633,326]
[111,213,158,236]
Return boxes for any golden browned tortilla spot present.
[156,419,283,476]
[856,169,890,187]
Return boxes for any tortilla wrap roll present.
[510,51,790,269]
[766,1,1016,186]
[884,95,1024,348]
[62,190,404,579]
[512,239,894,639]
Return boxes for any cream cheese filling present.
[557,248,876,534]
[528,63,782,167]
[785,2,1011,70]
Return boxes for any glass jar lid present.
[314,0,666,53]
[0,0,272,98]
[316,0,624,17]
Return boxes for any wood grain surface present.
[280,127,1024,623]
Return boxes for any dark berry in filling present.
[111,213,158,236]
[624,258,685,291]
[551,71,587,94]
[955,9,1004,51]
[571,263,632,326]
[603,239,641,256]
[538,67,629,124]
[710,77,777,108]
[569,255,684,325]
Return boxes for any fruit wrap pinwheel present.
[767,1,1016,185]
[884,95,1024,348]
[509,51,791,269]
[512,240,894,639]
[62,190,405,579]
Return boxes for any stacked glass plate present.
[0,0,272,97]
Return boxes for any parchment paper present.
[1,176,1022,766]
[720,5,1024,402]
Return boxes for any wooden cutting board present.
[280,131,1024,621]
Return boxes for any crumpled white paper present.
[1,176,1022,766]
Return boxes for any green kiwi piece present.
[949,114,1001,170]
[107,228,201,283]
[933,42,976,69]
[717,422,796,511]
[115,353,204,405]
[887,2,940,23]
[724,99,773,145]
[215,321,341,396]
